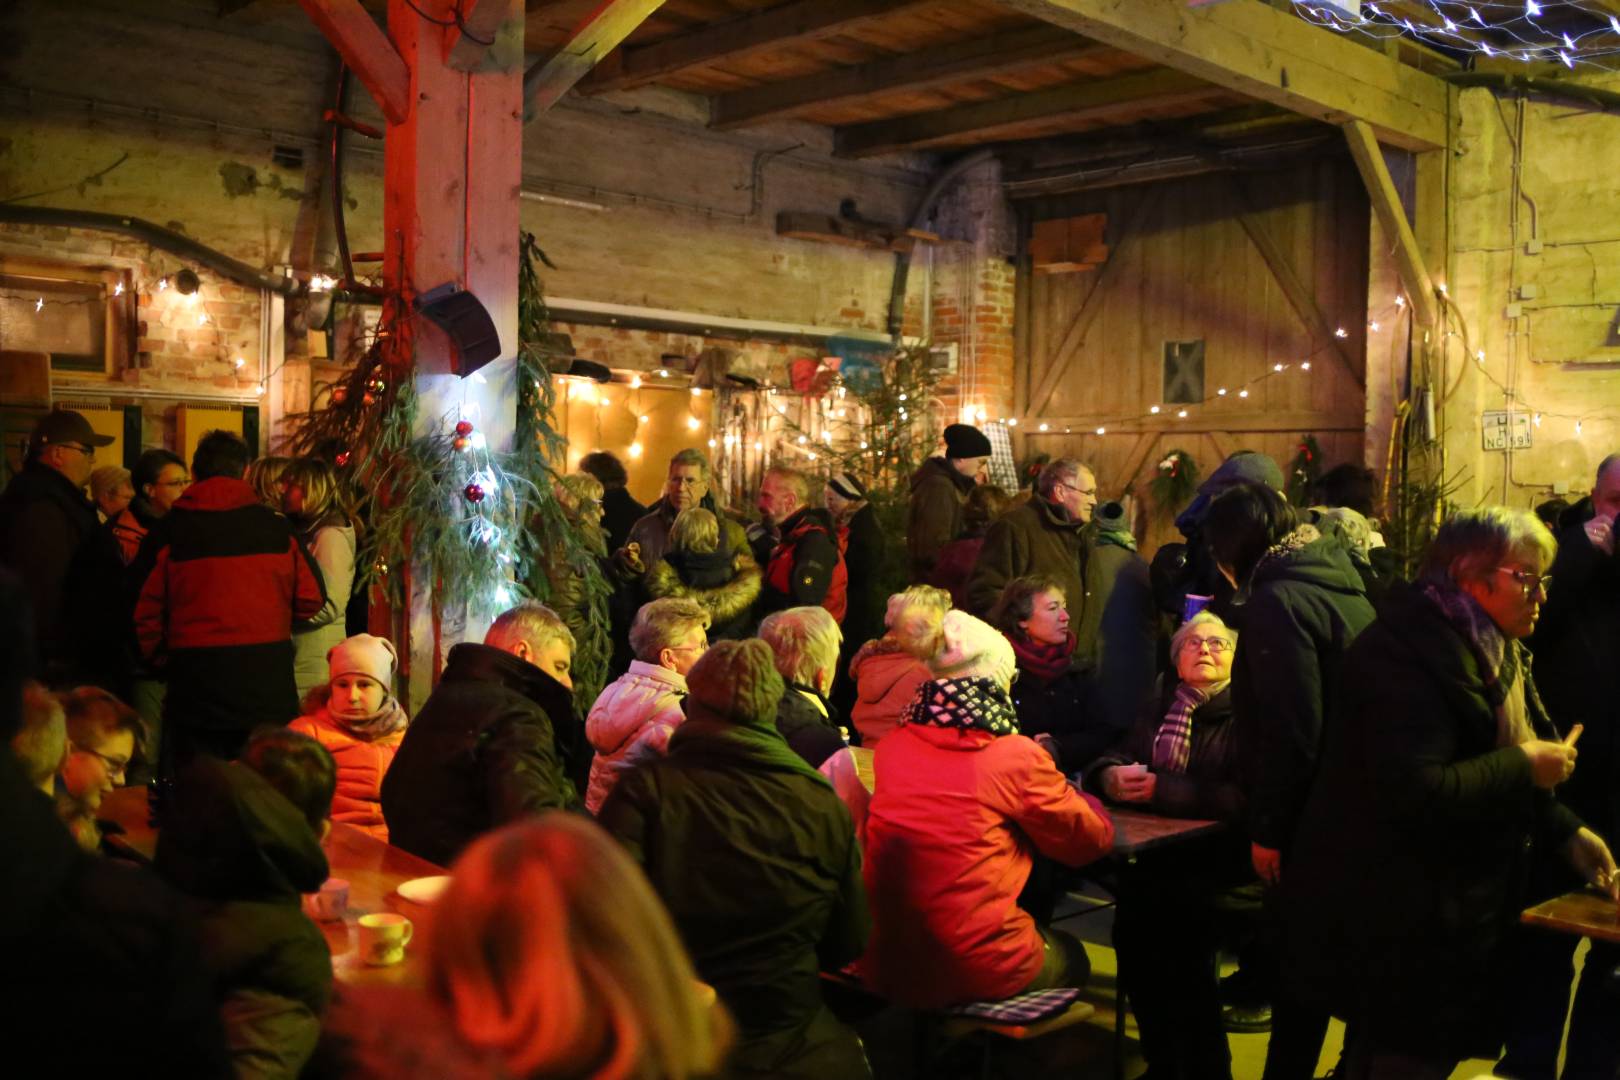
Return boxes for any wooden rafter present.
[1023,186,1165,421]
[998,0,1449,151]
[447,0,519,70]
[711,25,1110,131]
[835,68,1225,158]
[295,0,410,125]
[1374,0,1495,54]
[581,0,936,94]
[524,0,667,117]
[1342,119,1441,329]
[1229,177,1363,388]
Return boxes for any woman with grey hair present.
[1082,610,1249,1080]
[1284,507,1618,1078]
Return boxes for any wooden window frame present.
[0,254,136,380]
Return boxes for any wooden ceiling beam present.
[834,68,1225,158]
[447,0,519,69]
[1343,119,1441,329]
[998,0,1449,151]
[580,0,936,94]
[523,0,667,117]
[711,25,1111,131]
[295,0,410,124]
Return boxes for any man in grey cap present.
[908,423,991,580]
[0,409,118,685]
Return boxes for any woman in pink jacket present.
[290,633,408,841]
[862,610,1115,1007]
[848,585,951,748]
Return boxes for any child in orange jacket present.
[290,634,408,841]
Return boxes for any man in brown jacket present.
[907,423,990,580]
[966,458,1154,736]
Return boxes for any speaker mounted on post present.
[415,283,502,378]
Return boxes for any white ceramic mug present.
[357,912,413,966]
[305,878,349,922]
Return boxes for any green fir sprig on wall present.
[1287,434,1323,507]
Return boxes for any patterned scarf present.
[329,695,410,741]
[905,676,1020,736]
[1419,580,1532,747]
[1151,681,1217,773]
[1007,632,1075,682]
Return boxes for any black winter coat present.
[840,503,886,652]
[600,485,646,556]
[1283,582,1584,1059]
[1230,533,1375,851]
[598,717,869,1079]
[1008,655,1115,774]
[1085,681,1246,826]
[775,685,846,770]
[382,643,584,867]
[0,462,125,687]
[1529,520,1620,843]
[908,456,975,579]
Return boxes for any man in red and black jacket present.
[135,431,325,772]
[756,466,847,625]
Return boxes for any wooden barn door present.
[1017,159,1371,556]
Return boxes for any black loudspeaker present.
[415,284,502,378]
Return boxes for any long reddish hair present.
[431,815,729,1079]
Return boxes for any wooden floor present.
[853,885,1587,1079]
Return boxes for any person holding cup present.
[1082,610,1251,1080]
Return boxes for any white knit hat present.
[327,633,398,686]
[931,610,1017,690]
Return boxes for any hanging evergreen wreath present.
[1149,447,1200,517]
[290,233,611,709]
[1288,434,1323,506]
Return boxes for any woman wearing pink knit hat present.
[290,633,409,841]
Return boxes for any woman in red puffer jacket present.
[290,633,409,841]
[861,610,1115,1007]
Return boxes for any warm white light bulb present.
[1096,427,1106,435]
[629,375,642,389]
[1039,423,1049,432]
[1301,361,1312,371]
[628,442,643,458]
[1239,389,1250,398]
[1217,388,1228,396]
[1149,405,1161,415]
[1007,418,1018,427]
[1176,409,1188,419]
[686,416,700,431]
[1334,327,1348,339]
[233,357,246,368]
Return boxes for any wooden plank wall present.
[1020,157,1371,555]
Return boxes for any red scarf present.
[1006,631,1075,682]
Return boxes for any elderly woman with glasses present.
[1284,508,1619,1079]
[1081,610,1251,1080]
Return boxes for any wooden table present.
[1521,889,1620,944]
[100,786,446,987]
[1108,807,1223,856]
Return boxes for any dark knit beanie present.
[685,639,785,729]
[943,423,992,459]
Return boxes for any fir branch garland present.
[1149,448,1200,518]
[1288,434,1323,507]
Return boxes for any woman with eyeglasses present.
[1082,609,1251,1080]
[1283,508,1618,1078]
[55,686,145,853]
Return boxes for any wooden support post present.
[294,0,411,124]
[523,0,668,117]
[1343,119,1441,331]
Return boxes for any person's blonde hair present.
[13,682,67,789]
[246,455,291,507]
[282,456,342,523]
[89,465,132,505]
[882,585,951,658]
[758,606,842,688]
[630,598,711,663]
[486,601,575,657]
[763,466,811,505]
[556,472,604,517]
[669,508,720,555]
[433,815,730,1080]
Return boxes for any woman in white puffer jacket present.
[583,597,711,814]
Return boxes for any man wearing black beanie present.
[908,423,991,580]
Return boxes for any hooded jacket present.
[381,642,584,867]
[598,715,869,1079]
[583,660,688,814]
[837,502,886,654]
[848,639,932,748]
[862,720,1115,1007]
[1283,582,1583,1059]
[966,496,1156,732]
[1230,531,1376,851]
[644,515,761,641]
[761,506,847,623]
[907,457,976,578]
[156,757,333,1077]
[134,477,327,732]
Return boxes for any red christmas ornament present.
[362,393,376,407]
[332,385,348,404]
[463,482,485,503]
[455,420,474,437]
[335,451,351,466]
[453,436,469,452]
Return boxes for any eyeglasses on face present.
[1495,567,1553,597]
[155,476,190,488]
[58,443,96,459]
[73,742,129,780]
[1181,636,1232,656]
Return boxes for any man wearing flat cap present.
[0,409,122,686]
[908,423,991,581]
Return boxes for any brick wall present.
[929,253,1017,426]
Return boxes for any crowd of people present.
[2,405,1617,1080]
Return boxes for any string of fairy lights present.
[1294,0,1620,69]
